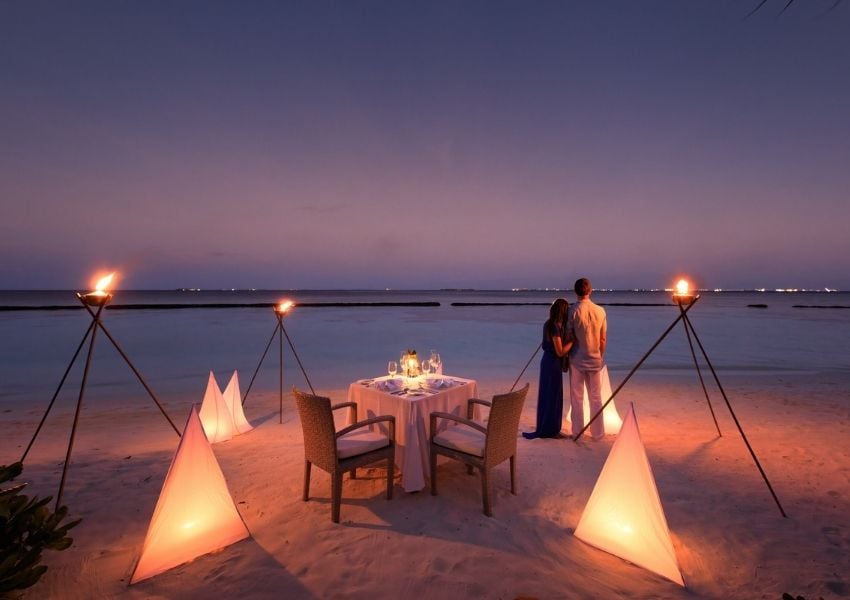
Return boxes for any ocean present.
[1,289,849,409]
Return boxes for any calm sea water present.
[1,290,849,408]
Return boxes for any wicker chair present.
[429,384,529,516]
[293,388,396,523]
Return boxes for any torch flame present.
[277,300,294,314]
[675,279,690,296]
[95,272,115,292]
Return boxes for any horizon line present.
[0,287,843,293]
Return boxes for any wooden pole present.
[79,300,180,436]
[511,344,541,392]
[56,303,104,509]
[242,320,279,407]
[279,314,284,423]
[21,319,96,463]
[280,324,315,395]
[682,311,787,518]
[678,302,722,437]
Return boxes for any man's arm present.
[599,316,607,356]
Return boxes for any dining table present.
[347,374,479,492]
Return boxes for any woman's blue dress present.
[525,322,563,438]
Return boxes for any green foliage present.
[0,462,81,596]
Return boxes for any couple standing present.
[522,277,607,441]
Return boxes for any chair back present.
[293,388,338,471]
[484,384,529,466]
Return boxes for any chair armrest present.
[430,412,488,443]
[332,401,357,423]
[467,398,491,420]
[335,415,396,443]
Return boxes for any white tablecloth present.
[347,375,479,492]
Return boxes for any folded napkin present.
[378,378,402,392]
[427,378,454,389]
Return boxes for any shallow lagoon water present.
[1,290,848,409]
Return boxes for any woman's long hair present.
[545,298,568,342]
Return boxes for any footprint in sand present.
[826,580,847,595]
[430,556,450,574]
[822,526,844,547]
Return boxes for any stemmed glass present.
[430,350,441,374]
[421,359,431,376]
[388,361,398,377]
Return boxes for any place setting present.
[346,349,479,493]
[359,350,456,397]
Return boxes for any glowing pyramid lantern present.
[198,372,235,443]
[566,366,623,435]
[222,371,253,435]
[574,404,684,586]
[130,405,250,583]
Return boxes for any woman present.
[523,298,572,439]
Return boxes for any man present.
[567,277,607,440]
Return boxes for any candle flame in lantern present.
[277,300,294,314]
[95,272,115,292]
[674,279,690,296]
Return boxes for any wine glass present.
[430,351,441,374]
[388,361,398,377]
[421,359,431,376]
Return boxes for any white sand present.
[2,371,849,599]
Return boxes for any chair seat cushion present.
[433,425,486,457]
[337,429,390,459]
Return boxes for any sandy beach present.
[4,0,850,597]
[3,369,848,600]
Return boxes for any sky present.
[1,1,849,290]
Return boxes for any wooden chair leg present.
[386,456,394,500]
[302,461,311,501]
[510,455,517,495]
[481,467,492,517]
[332,470,343,523]
[430,446,438,496]
[351,467,357,480]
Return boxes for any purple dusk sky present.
[1,1,848,290]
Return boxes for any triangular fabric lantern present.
[130,405,250,583]
[574,404,684,586]
[223,371,253,434]
[198,371,235,443]
[566,365,624,434]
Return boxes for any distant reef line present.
[2,301,680,312]
[2,302,849,312]
[791,305,850,309]
[0,302,440,311]
[449,302,671,307]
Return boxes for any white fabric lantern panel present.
[198,372,236,443]
[574,404,684,586]
[130,405,250,584]
[223,371,253,435]
[565,365,623,434]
